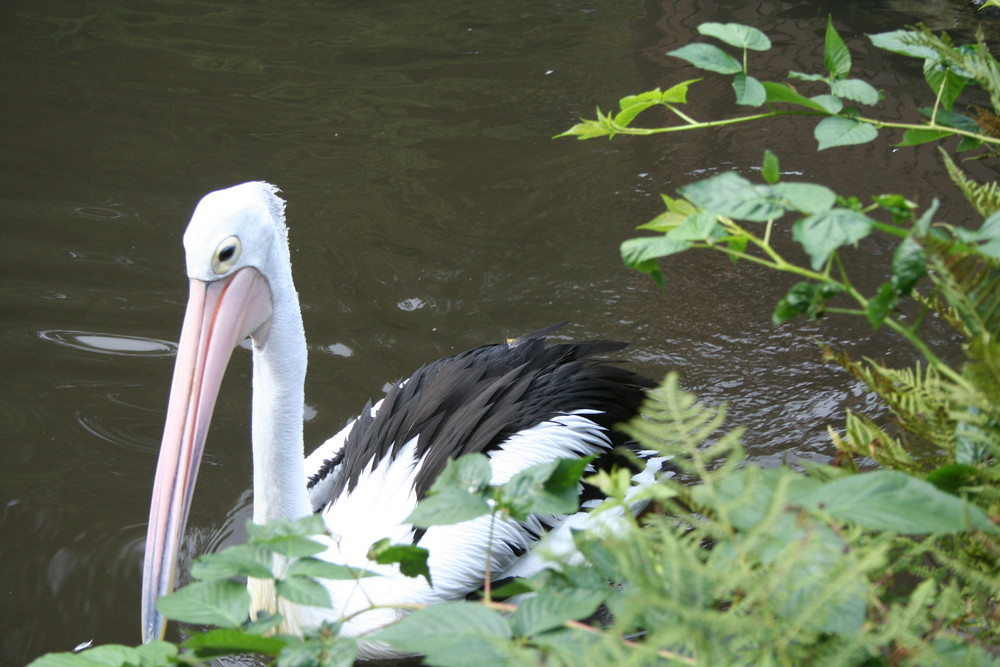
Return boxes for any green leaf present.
[500,457,591,519]
[924,60,968,111]
[914,198,939,235]
[678,171,784,221]
[773,182,837,214]
[278,636,357,667]
[407,453,494,527]
[866,282,897,328]
[925,464,980,495]
[276,575,331,608]
[799,470,998,534]
[869,30,939,60]
[763,82,833,112]
[732,73,766,106]
[428,452,492,495]
[368,539,432,585]
[666,211,725,242]
[873,193,917,224]
[287,557,378,581]
[814,116,879,149]
[823,17,852,78]
[183,628,288,658]
[897,128,952,146]
[511,588,607,637]
[191,544,275,581]
[890,235,926,295]
[954,210,1000,259]
[406,488,492,528]
[372,602,513,665]
[761,150,780,184]
[792,208,874,269]
[157,579,250,629]
[247,515,329,558]
[773,281,842,323]
[830,78,880,105]
[809,94,844,114]
[667,43,742,74]
[697,22,771,50]
[620,235,690,266]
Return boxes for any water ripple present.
[38,330,176,357]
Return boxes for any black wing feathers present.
[309,327,653,501]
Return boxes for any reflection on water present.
[1,0,997,663]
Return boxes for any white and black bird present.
[141,181,657,659]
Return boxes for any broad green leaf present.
[637,194,700,232]
[792,207,874,270]
[924,60,968,111]
[287,557,378,581]
[183,628,288,657]
[660,78,701,103]
[918,107,982,134]
[890,235,926,295]
[869,30,938,60]
[866,282,897,328]
[276,575,331,608]
[500,457,591,519]
[278,637,357,667]
[368,539,432,584]
[620,235,690,265]
[762,81,832,112]
[406,488,492,527]
[615,81,701,126]
[773,182,837,214]
[761,149,780,184]
[773,281,842,323]
[428,452,492,495]
[247,516,328,558]
[697,22,771,50]
[26,645,158,667]
[830,78,880,105]
[667,43,742,74]
[248,514,325,541]
[897,128,952,146]
[732,73,766,106]
[799,470,997,533]
[157,579,250,628]
[406,454,494,527]
[372,602,513,660]
[925,464,980,494]
[191,544,274,581]
[666,211,725,242]
[678,171,784,221]
[555,118,611,141]
[823,17,852,78]
[809,94,844,114]
[511,588,607,637]
[814,116,879,150]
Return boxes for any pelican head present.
[141,182,298,642]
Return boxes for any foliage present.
[31,17,1000,667]
[559,19,1000,155]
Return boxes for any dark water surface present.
[2,0,997,662]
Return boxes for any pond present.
[1,0,997,662]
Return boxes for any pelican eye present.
[212,236,242,274]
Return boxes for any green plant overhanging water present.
[30,17,1000,667]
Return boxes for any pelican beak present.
[141,267,272,643]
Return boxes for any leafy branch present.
[559,19,1000,154]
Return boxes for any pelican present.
[141,181,656,658]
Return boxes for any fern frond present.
[939,148,1000,217]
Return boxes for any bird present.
[140,181,659,659]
